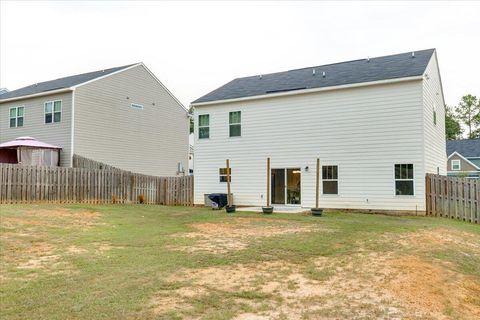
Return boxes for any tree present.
[445,105,462,139]
[455,94,480,138]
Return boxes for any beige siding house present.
[191,49,446,213]
[446,139,480,178]
[0,64,188,176]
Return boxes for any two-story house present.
[447,139,480,178]
[0,63,189,176]
[190,49,446,212]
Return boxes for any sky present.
[1,0,479,108]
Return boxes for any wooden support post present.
[226,159,231,206]
[266,157,270,207]
[316,158,320,208]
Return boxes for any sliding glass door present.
[271,168,301,205]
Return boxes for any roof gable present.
[192,49,435,104]
[0,64,137,101]
[446,139,480,158]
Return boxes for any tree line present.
[445,94,480,140]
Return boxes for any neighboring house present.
[446,139,480,178]
[191,49,446,212]
[0,63,189,176]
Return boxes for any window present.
[45,100,61,123]
[131,103,143,109]
[9,106,24,128]
[394,164,414,195]
[451,159,461,171]
[198,114,209,139]
[322,165,338,194]
[229,111,241,137]
[219,168,231,182]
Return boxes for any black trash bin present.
[208,193,228,209]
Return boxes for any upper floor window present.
[394,164,414,195]
[229,111,241,137]
[131,103,143,110]
[198,114,209,139]
[9,106,24,128]
[322,165,338,194]
[45,100,62,123]
[451,159,461,171]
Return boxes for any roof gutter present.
[0,88,72,103]
[191,75,424,107]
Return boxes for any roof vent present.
[312,69,316,76]
[259,75,262,79]
[367,56,370,62]
[412,51,415,58]
[322,71,326,78]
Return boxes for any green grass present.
[0,204,479,320]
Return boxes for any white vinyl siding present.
[0,92,73,166]
[422,53,447,175]
[73,64,188,176]
[194,79,426,211]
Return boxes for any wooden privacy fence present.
[0,164,194,206]
[426,174,479,224]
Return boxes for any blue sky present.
[1,1,479,107]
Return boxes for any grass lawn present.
[1,204,479,319]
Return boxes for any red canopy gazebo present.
[0,136,62,166]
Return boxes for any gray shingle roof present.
[192,49,435,104]
[0,64,137,101]
[447,139,480,158]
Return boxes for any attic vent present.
[322,71,326,78]
[312,69,316,76]
[412,52,415,58]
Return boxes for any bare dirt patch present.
[169,218,324,254]
[385,255,480,320]
[150,250,480,319]
[395,228,480,252]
